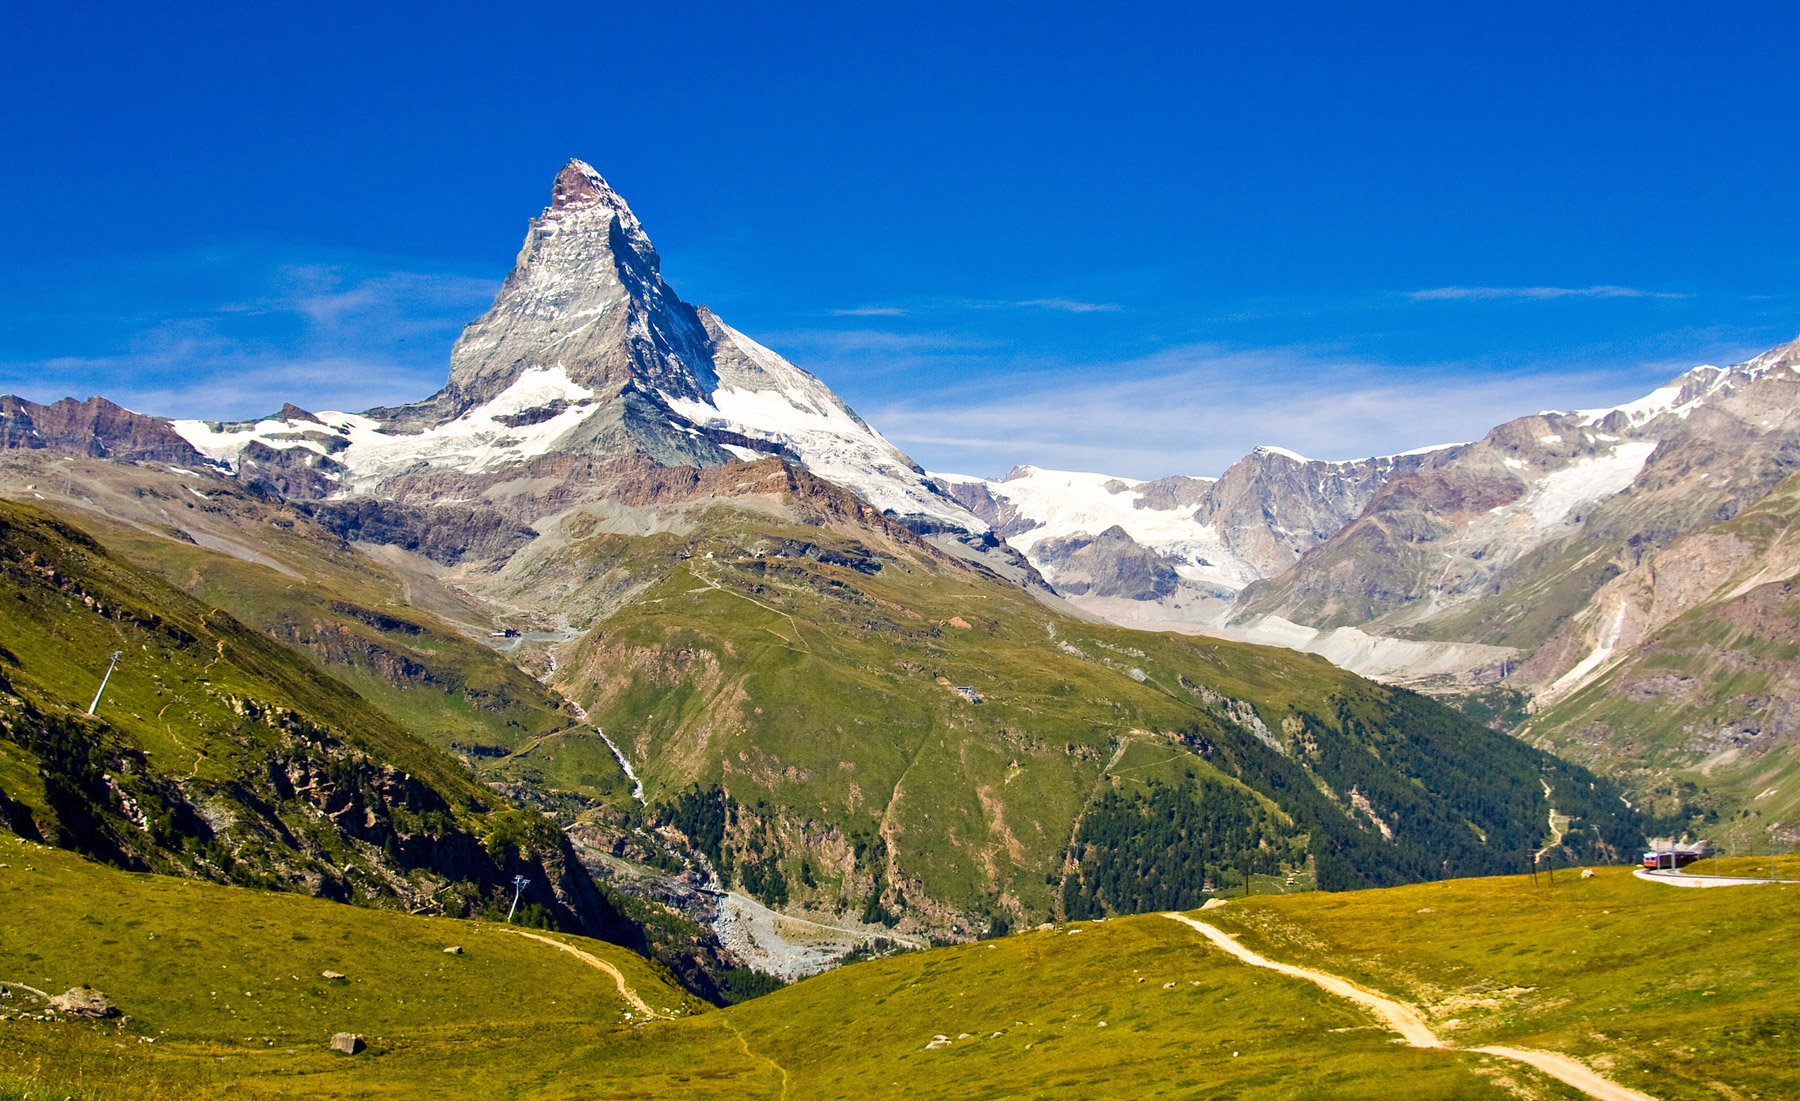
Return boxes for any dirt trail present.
[503,929,666,1019]
[1633,867,1798,888]
[1164,913,1441,1047]
[720,1016,792,1100]
[1164,913,1658,1101]
[1477,1046,1656,1101]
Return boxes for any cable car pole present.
[88,651,122,715]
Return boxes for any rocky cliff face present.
[0,396,207,465]
[1031,525,1183,599]
[1192,447,1441,578]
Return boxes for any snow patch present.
[661,320,981,529]
[935,465,1262,591]
[1524,441,1658,527]
[174,366,598,493]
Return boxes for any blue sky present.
[3,2,1797,478]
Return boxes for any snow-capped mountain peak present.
[168,158,982,530]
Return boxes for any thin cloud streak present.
[863,344,1683,480]
[823,298,1122,318]
[1408,285,1686,301]
[1013,298,1123,313]
[0,247,496,420]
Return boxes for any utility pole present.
[88,651,122,715]
[506,875,529,923]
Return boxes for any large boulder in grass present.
[48,986,118,1019]
[330,1032,366,1055]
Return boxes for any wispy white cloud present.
[0,247,496,420]
[758,327,1003,357]
[1408,285,1686,302]
[1012,298,1122,313]
[861,343,1684,480]
[825,297,1123,318]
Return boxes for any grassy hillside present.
[7,842,1795,1100]
[0,498,619,936]
[0,456,1651,946]
[0,842,1540,1100]
[0,455,628,809]
[526,483,1642,934]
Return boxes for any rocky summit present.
[163,159,976,531]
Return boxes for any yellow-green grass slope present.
[3,840,1600,1101]
[1201,860,1800,1101]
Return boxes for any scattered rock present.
[1036,922,1054,932]
[1200,898,1229,911]
[47,986,118,1019]
[925,1034,952,1049]
[322,971,346,980]
[947,616,972,629]
[1580,868,1596,879]
[1416,907,1434,914]
[443,946,463,954]
[330,1032,365,1055]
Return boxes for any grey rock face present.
[0,396,209,466]
[1032,526,1182,600]
[330,1032,365,1054]
[1193,447,1440,579]
[434,161,716,416]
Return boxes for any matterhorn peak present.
[550,158,627,212]
[170,157,985,533]
[540,157,658,272]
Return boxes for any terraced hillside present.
[5,841,1795,1100]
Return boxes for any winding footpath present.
[1163,913,1658,1101]
[503,929,666,1019]
[1633,867,1798,888]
